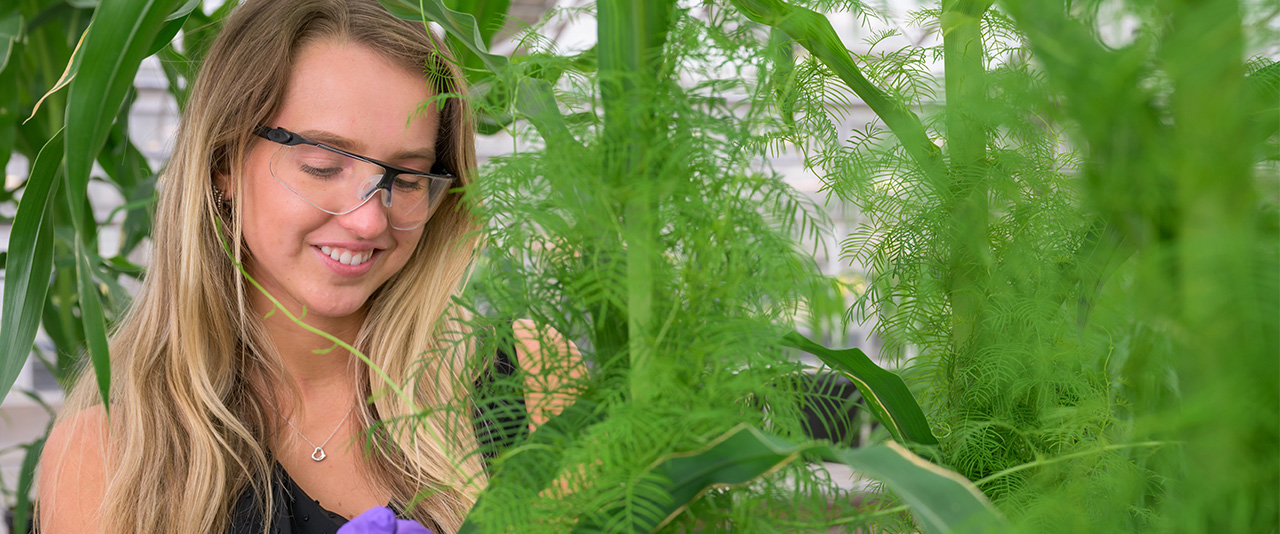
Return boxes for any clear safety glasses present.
[255,126,455,231]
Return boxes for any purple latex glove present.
[336,506,435,534]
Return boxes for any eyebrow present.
[297,129,437,162]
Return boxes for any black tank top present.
[228,346,527,534]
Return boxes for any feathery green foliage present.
[2,0,1273,531]
[770,0,1278,531]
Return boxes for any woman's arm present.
[38,405,110,533]
[511,318,587,430]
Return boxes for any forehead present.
[270,40,440,155]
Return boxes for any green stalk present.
[974,441,1173,487]
[941,0,991,354]
[597,0,674,403]
[1165,1,1271,530]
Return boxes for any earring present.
[212,184,230,213]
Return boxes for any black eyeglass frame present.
[253,125,456,209]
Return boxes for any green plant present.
[395,0,1000,531]
[3,0,1275,532]
[0,0,188,526]
[772,0,1278,531]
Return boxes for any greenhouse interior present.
[0,0,1276,532]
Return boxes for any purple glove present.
[337,506,435,534]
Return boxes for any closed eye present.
[393,176,427,192]
[300,163,343,178]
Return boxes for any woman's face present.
[238,40,439,321]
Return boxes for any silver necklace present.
[268,400,355,462]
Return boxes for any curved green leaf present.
[75,240,111,408]
[729,0,947,190]
[0,131,63,402]
[377,0,509,72]
[0,12,22,74]
[782,331,938,446]
[12,436,45,534]
[64,0,184,232]
[576,425,1003,534]
[437,0,509,74]
[375,0,575,147]
[145,0,201,57]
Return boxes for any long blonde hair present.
[56,0,485,531]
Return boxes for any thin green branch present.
[974,441,1174,487]
[211,222,415,410]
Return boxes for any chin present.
[302,294,374,320]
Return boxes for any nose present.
[337,185,391,239]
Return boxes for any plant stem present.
[941,0,991,355]
[597,0,674,403]
[974,441,1173,486]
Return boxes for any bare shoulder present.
[39,404,111,533]
[511,319,587,428]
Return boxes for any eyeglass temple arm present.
[255,126,310,146]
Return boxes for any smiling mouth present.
[319,246,375,266]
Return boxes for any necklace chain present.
[266,398,355,462]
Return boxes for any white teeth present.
[319,246,373,266]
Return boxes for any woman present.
[38,1,571,532]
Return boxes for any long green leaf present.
[375,0,576,147]
[377,0,509,72]
[782,331,938,446]
[0,11,21,74]
[144,0,199,57]
[515,78,575,148]
[0,131,63,402]
[441,0,510,74]
[576,425,1002,534]
[729,0,947,191]
[63,0,184,233]
[12,436,45,534]
[75,240,111,408]
[57,0,182,407]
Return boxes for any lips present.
[319,245,374,266]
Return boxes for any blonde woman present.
[37,0,576,532]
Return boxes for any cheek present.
[385,230,426,271]
[240,172,322,254]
